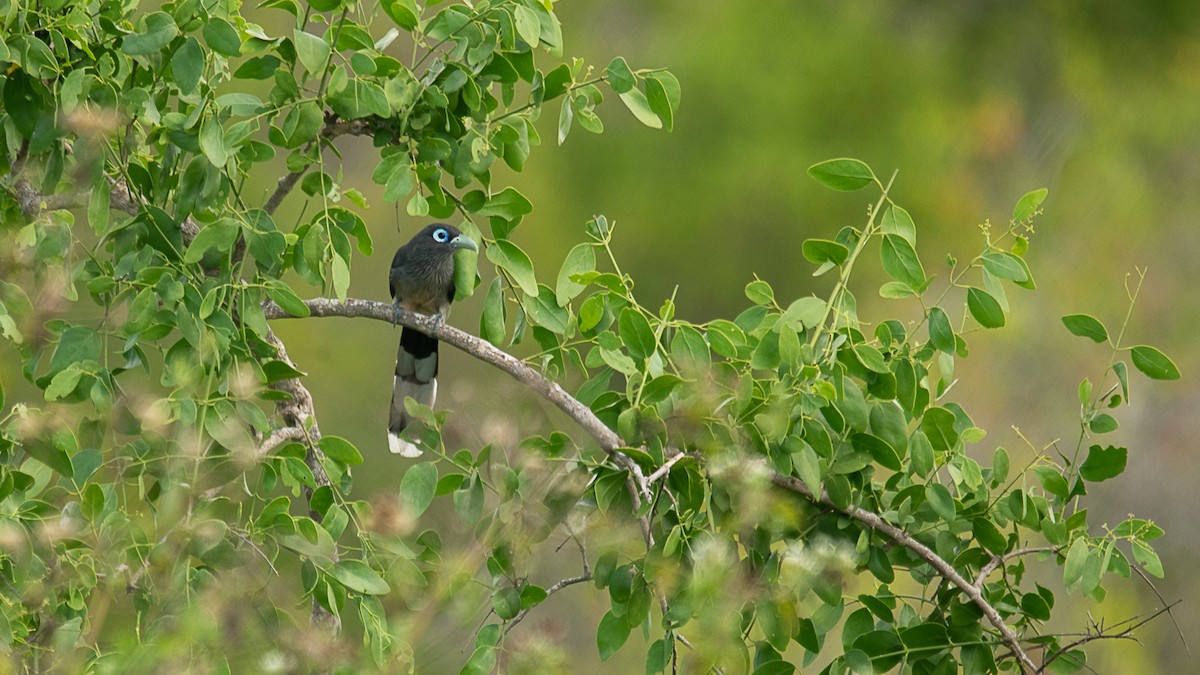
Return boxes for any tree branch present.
[504,573,593,632]
[1036,601,1180,673]
[771,474,1038,673]
[262,297,656,508]
[265,296,1042,671]
[256,425,309,458]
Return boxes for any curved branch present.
[266,296,1037,671]
[262,297,654,507]
[771,474,1038,673]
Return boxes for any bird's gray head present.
[408,223,478,255]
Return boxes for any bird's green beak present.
[449,234,478,252]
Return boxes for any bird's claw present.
[391,301,401,327]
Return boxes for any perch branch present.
[263,298,657,529]
[265,296,1038,672]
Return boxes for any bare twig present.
[1036,601,1180,673]
[504,573,593,631]
[646,451,691,485]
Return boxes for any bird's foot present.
[391,301,401,327]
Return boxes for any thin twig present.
[974,546,1059,590]
[504,574,593,631]
[1036,601,1180,673]
[646,452,691,485]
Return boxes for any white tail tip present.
[388,433,423,457]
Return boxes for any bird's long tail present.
[388,327,438,457]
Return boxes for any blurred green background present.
[274,1,1200,670]
[4,0,1192,670]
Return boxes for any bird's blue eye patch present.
[432,228,449,242]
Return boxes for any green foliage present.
[0,1,1177,674]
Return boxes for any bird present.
[387,223,478,456]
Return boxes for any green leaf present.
[329,79,390,119]
[122,12,178,56]
[199,115,228,168]
[381,0,419,30]
[619,308,657,361]
[331,560,391,595]
[477,188,533,220]
[868,401,907,456]
[556,244,595,306]
[26,439,75,477]
[481,277,507,345]
[1061,314,1108,343]
[319,435,363,465]
[294,30,331,76]
[781,296,826,329]
[332,253,350,303]
[557,96,573,145]
[605,57,636,93]
[966,287,1005,328]
[184,218,239,262]
[383,161,415,203]
[878,281,915,299]
[1063,538,1088,589]
[618,88,662,129]
[745,280,774,306]
[925,484,956,522]
[801,239,849,267]
[807,158,875,191]
[44,365,83,401]
[400,458,439,516]
[461,646,497,675]
[644,75,675,132]
[1131,540,1164,578]
[265,280,310,317]
[486,240,538,296]
[171,37,204,95]
[597,610,631,661]
[853,344,888,374]
[1079,444,1127,482]
[492,586,521,620]
[202,18,242,57]
[513,5,542,46]
[880,234,926,291]
[853,433,901,471]
[909,431,934,477]
[980,251,1028,283]
[792,442,822,497]
[927,306,955,353]
[1021,592,1051,621]
[1088,413,1118,434]
[1013,188,1048,222]
[880,205,916,245]
[921,407,958,451]
[972,518,1008,555]
[670,325,710,370]
[1129,345,1180,380]
[525,286,570,334]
